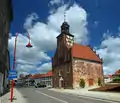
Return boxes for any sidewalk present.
[0,88,27,103]
[49,88,120,102]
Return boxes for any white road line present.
[35,90,68,103]
[77,95,119,103]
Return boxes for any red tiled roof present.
[114,69,120,75]
[72,43,102,62]
[29,70,53,79]
[29,74,43,79]
[45,70,53,77]
[107,74,112,78]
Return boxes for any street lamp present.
[10,32,32,102]
[26,32,32,48]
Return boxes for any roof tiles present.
[72,43,102,63]
[29,70,53,79]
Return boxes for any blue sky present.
[9,0,120,75]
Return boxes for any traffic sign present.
[8,70,17,80]
[8,75,17,80]
[9,70,17,74]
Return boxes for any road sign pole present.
[10,80,14,102]
[10,33,18,102]
[9,32,32,102]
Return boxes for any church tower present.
[57,12,74,49]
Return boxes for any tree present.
[98,77,102,86]
[79,78,85,88]
[113,77,120,83]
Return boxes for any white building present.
[104,74,113,83]
[29,70,53,87]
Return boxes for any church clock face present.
[66,35,74,47]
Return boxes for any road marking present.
[77,95,119,103]
[35,90,68,103]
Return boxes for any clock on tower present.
[65,35,74,47]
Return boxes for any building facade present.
[104,74,113,83]
[52,21,104,89]
[112,69,120,83]
[0,0,13,95]
[29,70,53,87]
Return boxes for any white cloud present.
[96,31,120,75]
[18,72,29,76]
[49,0,62,5]
[17,64,36,72]
[36,62,52,73]
[48,3,88,44]
[49,0,64,5]
[9,3,89,74]
[48,0,64,14]
[24,13,39,29]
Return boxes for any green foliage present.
[79,78,85,88]
[98,77,102,86]
[113,77,120,83]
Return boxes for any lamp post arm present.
[12,32,19,70]
[27,32,31,42]
[12,32,32,70]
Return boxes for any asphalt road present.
[16,87,119,103]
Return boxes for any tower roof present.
[61,21,69,27]
[61,21,70,34]
[57,10,74,38]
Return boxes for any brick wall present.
[72,58,103,88]
[52,62,73,88]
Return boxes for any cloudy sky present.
[9,0,120,75]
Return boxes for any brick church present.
[52,21,104,89]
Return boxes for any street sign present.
[9,70,17,74]
[8,70,17,80]
[8,76,17,80]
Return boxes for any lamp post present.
[10,32,32,102]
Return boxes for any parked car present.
[30,83,35,86]
[47,85,52,88]
[36,83,46,88]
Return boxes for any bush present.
[79,79,85,88]
[98,77,102,86]
[113,77,120,83]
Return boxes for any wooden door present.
[61,81,64,87]
[89,79,94,86]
